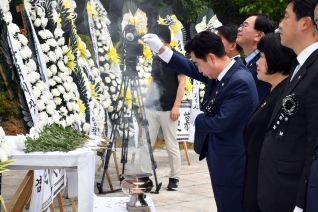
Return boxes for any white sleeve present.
[158,47,174,63]
[293,206,303,212]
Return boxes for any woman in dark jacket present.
[243,33,297,211]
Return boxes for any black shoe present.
[167,178,179,191]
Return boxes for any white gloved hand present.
[142,33,164,53]
[190,109,204,125]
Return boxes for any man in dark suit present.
[258,1,318,211]
[236,13,274,100]
[143,31,258,212]
[216,24,243,60]
[305,2,318,211]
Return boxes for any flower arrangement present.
[1,0,60,127]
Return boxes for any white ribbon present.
[7,29,39,125]
[188,80,200,143]
[87,0,99,68]
[195,15,223,34]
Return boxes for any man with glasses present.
[258,0,318,211]
[236,13,274,100]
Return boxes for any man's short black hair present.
[216,24,243,53]
[288,0,317,23]
[149,24,171,44]
[248,13,275,34]
[185,31,226,61]
[257,33,296,75]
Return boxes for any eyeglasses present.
[239,22,254,29]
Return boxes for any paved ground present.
[2,147,217,212]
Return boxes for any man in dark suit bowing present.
[236,13,274,100]
[143,31,258,212]
[258,1,318,212]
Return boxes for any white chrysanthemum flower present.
[58,37,65,46]
[38,30,47,39]
[54,27,64,38]
[105,77,111,83]
[53,76,62,83]
[110,86,116,93]
[57,60,66,71]
[63,55,69,64]
[40,43,50,53]
[52,114,60,124]
[47,39,58,47]
[46,104,55,115]
[33,72,40,81]
[0,127,5,140]
[43,29,53,38]
[65,116,74,126]
[38,112,49,120]
[41,17,48,27]
[8,23,20,35]
[63,83,71,92]
[48,51,57,62]
[199,91,205,97]
[51,88,60,97]
[57,85,66,94]
[28,73,36,84]
[62,45,68,54]
[43,54,49,63]
[50,64,57,75]
[40,93,50,103]
[83,123,90,133]
[79,113,85,122]
[60,119,66,128]
[96,22,102,29]
[34,18,42,27]
[60,106,68,116]
[36,7,44,16]
[48,79,56,86]
[15,134,26,150]
[67,102,73,111]
[72,102,79,112]
[54,97,62,105]
[63,93,70,101]
[0,149,8,161]
[46,68,53,78]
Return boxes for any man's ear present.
[301,16,313,30]
[207,53,216,63]
[255,31,265,42]
[230,42,236,51]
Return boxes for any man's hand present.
[170,106,180,121]
[142,34,164,54]
[190,109,204,125]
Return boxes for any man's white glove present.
[190,109,204,125]
[142,34,164,54]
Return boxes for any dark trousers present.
[212,182,247,212]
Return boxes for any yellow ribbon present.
[87,2,98,18]
[158,15,181,35]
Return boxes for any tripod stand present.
[96,54,162,195]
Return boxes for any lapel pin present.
[298,75,301,79]
[216,91,219,94]
[222,83,224,86]
[249,63,252,67]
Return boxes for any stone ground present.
[2,147,217,212]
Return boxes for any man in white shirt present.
[258,1,318,212]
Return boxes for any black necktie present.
[212,79,219,91]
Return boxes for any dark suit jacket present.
[243,79,287,211]
[306,138,318,212]
[167,53,258,186]
[258,49,318,212]
[246,53,271,101]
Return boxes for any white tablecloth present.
[5,136,95,212]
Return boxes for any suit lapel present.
[210,59,243,100]
[267,49,318,130]
[247,53,260,71]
